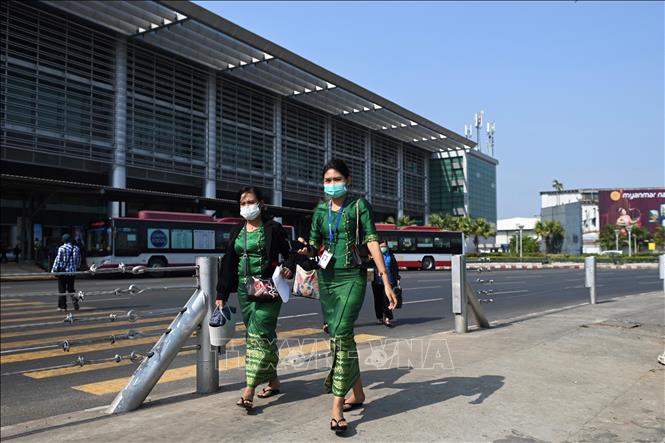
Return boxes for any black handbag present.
[350,200,371,268]
[394,286,403,309]
[242,227,279,303]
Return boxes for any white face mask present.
[240,203,261,221]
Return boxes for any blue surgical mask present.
[324,183,348,198]
[380,247,388,254]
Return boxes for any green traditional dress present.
[309,197,379,397]
[235,225,282,388]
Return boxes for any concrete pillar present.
[204,69,217,214]
[272,97,283,208]
[111,36,127,218]
[364,130,372,201]
[397,143,404,219]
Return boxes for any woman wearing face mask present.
[371,241,401,327]
[217,186,295,411]
[297,159,398,432]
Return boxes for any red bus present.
[85,211,295,269]
[375,224,464,270]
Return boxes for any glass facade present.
[430,155,466,216]
[466,153,497,223]
[1,0,435,220]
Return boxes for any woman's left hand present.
[384,285,398,310]
[281,267,293,279]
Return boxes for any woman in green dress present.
[298,159,398,432]
[216,186,295,411]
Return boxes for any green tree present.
[508,235,540,255]
[428,212,460,231]
[598,224,627,251]
[384,215,417,226]
[629,226,649,253]
[535,219,565,253]
[654,226,665,251]
[469,218,496,253]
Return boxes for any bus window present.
[399,236,417,252]
[215,228,231,252]
[450,234,463,254]
[116,227,140,256]
[171,229,193,249]
[433,236,451,252]
[416,235,434,250]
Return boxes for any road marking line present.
[2,327,322,365]
[72,333,384,396]
[492,290,529,295]
[0,302,50,308]
[404,286,446,290]
[24,327,325,379]
[402,298,444,305]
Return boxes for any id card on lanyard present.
[319,199,346,269]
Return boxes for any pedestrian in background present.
[13,243,20,263]
[371,241,401,327]
[51,233,81,311]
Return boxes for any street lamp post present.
[627,225,633,257]
[614,229,619,251]
[517,224,524,260]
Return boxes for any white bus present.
[85,211,295,270]
[376,224,464,270]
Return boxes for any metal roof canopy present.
[40,0,475,153]
[1,174,313,216]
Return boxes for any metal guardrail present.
[0,261,206,385]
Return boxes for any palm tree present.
[428,212,459,231]
[552,179,563,206]
[469,218,496,252]
[535,219,565,253]
[384,215,417,226]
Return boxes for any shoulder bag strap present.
[243,224,249,278]
[356,200,361,245]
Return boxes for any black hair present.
[236,186,272,221]
[322,158,350,179]
[236,186,265,203]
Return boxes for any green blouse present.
[234,226,268,283]
[309,197,379,270]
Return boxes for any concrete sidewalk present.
[2,291,663,442]
[0,261,54,281]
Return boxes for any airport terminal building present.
[1,0,496,258]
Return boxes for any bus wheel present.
[421,257,435,271]
[148,257,167,277]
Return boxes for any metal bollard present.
[584,256,596,304]
[451,255,468,333]
[196,256,218,394]
[658,254,665,293]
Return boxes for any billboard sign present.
[599,189,665,235]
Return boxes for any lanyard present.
[328,199,347,246]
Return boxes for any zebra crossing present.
[0,297,384,400]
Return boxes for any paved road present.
[0,268,659,426]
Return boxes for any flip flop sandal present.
[330,417,348,432]
[257,387,281,398]
[236,397,253,410]
[343,401,364,412]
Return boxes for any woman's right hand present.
[215,299,225,309]
[296,237,311,256]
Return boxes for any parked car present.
[599,250,623,255]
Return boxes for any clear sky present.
[195,1,664,219]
